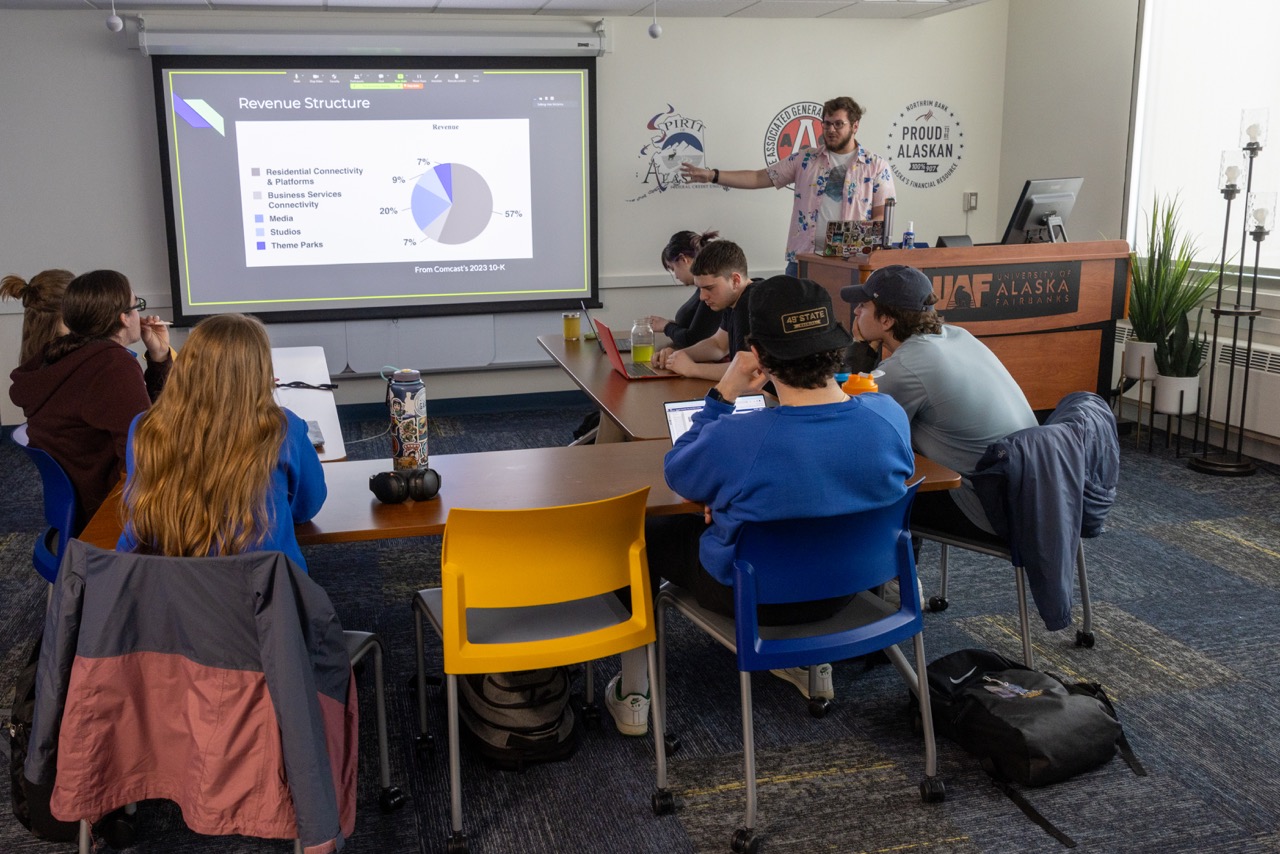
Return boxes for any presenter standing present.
[680,96,894,276]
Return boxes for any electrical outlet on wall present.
[963,191,979,212]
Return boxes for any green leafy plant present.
[1128,196,1218,345]
[1155,309,1208,378]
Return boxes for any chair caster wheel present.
[920,776,946,803]
[663,733,682,754]
[379,786,407,813]
[651,788,675,815]
[1076,630,1096,648]
[808,697,831,718]
[415,733,435,753]
[101,810,136,850]
[731,826,761,853]
[928,596,949,612]
[581,704,602,730]
[446,831,469,853]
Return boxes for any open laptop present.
[664,395,768,444]
[595,320,678,380]
[580,301,629,351]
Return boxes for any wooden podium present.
[799,240,1131,411]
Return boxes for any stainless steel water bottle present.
[387,368,428,471]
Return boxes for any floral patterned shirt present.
[765,143,895,264]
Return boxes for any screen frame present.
[151,53,598,326]
[1000,177,1084,245]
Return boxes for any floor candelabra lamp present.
[1191,109,1272,476]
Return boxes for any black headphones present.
[369,467,442,504]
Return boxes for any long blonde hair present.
[124,314,287,557]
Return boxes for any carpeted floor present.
[2,404,1280,854]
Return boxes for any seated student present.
[606,275,915,735]
[9,270,171,519]
[2,268,73,365]
[646,229,724,348]
[117,313,326,572]
[651,240,756,381]
[842,264,1037,536]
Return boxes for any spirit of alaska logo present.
[629,104,719,202]
[886,99,964,190]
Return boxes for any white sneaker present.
[604,674,650,736]
[770,664,834,700]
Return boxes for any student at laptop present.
[650,240,755,381]
[645,229,723,348]
[605,275,914,736]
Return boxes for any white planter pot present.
[1123,341,1158,380]
[1154,373,1200,415]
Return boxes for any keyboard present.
[626,361,661,377]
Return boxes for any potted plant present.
[1126,196,1217,380]
[1153,310,1207,415]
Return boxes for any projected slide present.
[236,119,531,268]
[153,58,594,323]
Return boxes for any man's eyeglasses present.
[822,120,850,130]
[126,297,147,313]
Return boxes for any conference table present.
[537,334,712,442]
[79,437,960,549]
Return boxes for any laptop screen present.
[664,394,767,444]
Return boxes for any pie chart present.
[410,163,494,245]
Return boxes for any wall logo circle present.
[763,102,823,165]
[886,99,963,189]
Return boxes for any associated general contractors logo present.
[927,262,1081,321]
[886,99,964,190]
[763,102,823,166]
[629,104,723,202]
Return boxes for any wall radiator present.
[1113,323,1280,441]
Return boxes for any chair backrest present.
[730,482,921,671]
[11,423,82,583]
[27,541,355,850]
[439,487,653,673]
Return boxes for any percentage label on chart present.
[503,210,523,218]
[416,158,430,166]
[391,176,406,184]
[403,238,417,246]
[379,207,397,215]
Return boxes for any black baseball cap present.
[747,275,853,360]
[840,264,935,310]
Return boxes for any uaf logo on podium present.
[887,99,964,190]
[763,102,823,165]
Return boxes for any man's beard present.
[825,127,855,153]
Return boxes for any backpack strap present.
[981,759,1077,848]
[1073,682,1148,778]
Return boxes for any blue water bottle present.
[386,368,428,471]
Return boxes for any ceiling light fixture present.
[648,0,662,39]
[106,0,124,33]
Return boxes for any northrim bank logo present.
[886,99,964,190]
[763,102,823,165]
[629,104,720,202]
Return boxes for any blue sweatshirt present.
[664,391,914,586]
[117,408,327,572]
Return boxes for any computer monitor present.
[1000,177,1083,244]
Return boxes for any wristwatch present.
[707,387,732,405]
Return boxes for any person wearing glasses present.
[679,96,895,276]
[9,269,171,519]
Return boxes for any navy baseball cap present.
[840,264,935,310]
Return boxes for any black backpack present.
[9,636,79,842]
[457,668,578,773]
[926,649,1145,847]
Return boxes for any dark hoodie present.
[10,340,170,520]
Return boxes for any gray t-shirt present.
[876,324,1037,532]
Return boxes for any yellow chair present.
[412,487,657,854]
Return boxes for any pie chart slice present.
[410,163,494,245]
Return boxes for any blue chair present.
[11,423,82,583]
[650,482,941,854]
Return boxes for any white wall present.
[998,0,1140,243]
[0,1,1139,423]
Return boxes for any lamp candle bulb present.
[1247,123,1262,143]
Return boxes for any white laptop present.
[663,394,767,444]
